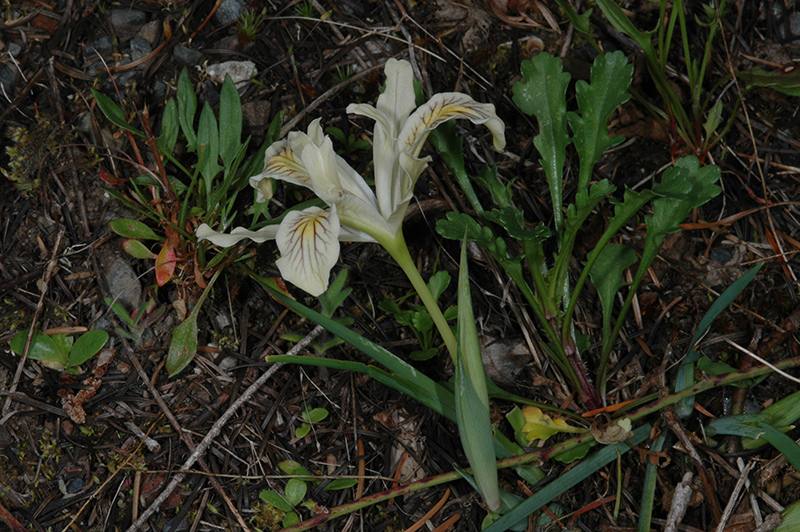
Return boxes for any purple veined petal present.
[275,205,341,297]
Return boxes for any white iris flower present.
[197,58,505,296]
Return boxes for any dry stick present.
[662,406,722,523]
[663,472,693,532]
[714,461,756,532]
[3,228,65,417]
[124,325,324,532]
[124,339,250,531]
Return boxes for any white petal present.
[275,206,341,297]
[259,137,314,190]
[398,93,506,158]
[196,223,279,247]
[336,194,393,242]
[376,59,417,134]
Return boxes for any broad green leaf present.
[69,330,109,367]
[484,424,650,532]
[323,478,358,491]
[590,243,637,349]
[455,240,500,511]
[512,53,571,236]
[51,334,73,359]
[218,75,243,167]
[567,51,633,191]
[91,89,144,137]
[158,98,179,154]
[278,461,314,480]
[484,207,552,243]
[122,239,157,260]
[302,407,329,423]
[737,66,800,96]
[775,500,800,532]
[427,271,451,302]
[283,478,307,506]
[197,102,223,191]
[295,423,311,438]
[283,512,300,527]
[409,347,439,361]
[259,490,293,512]
[436,212,494,244]
[177,67,197,151]
[410,310,433,334]
[473,165,513,209]
[10,331,69,369]
[109,218,163,241]
[166,311,198,377]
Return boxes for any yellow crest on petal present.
[275,206,341,297]
[521,406,583,443]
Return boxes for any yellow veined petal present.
[398,93,506,158]
[260,140,313,190]
[275,206,341,296]
[196,223,280,247]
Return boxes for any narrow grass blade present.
[484,424,651,532]
[708,415,800,471]
[675,262,763,416]
[638,430,667,532]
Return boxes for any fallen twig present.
[123,325,324,532]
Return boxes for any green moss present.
[3,114,76,194]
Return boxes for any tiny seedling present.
[294,407,328,439]
[259,460,357,527]
[105,296,165,345]
[10,329,109,372]
[378,270,457,361]
[324,125,371,156]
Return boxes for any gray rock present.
[109,8,147,32]
[205,60,257,85]
[0,64,17,96]
[107,259,142,312]
[129,36,152,62]
[137,20,160,45]
[173,44,203,66]
[242,101,271,129]
[791,13,800,37]
[214,0,246,25]
[89,36,113,55]
[6,42,21,56]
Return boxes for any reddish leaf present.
[122,239,157,259]
[98,168,126,185]
[155,242,176,286]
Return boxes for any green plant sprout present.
[324,125,371,156]
[258,460,356,528]
[9,329,109,372]
[198,58,506,511]
[92,68,284,376]
[105,296,165,345]
[236,8,267,46]
[93,68,283,285]
[294,407,328,439]
[378,270,457,360]
[435,51,720,410]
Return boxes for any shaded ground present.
[2,0,800,531]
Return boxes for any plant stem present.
[382,231,458,361]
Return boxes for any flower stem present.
[382,231,458,362]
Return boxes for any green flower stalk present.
[197,58,505,356]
